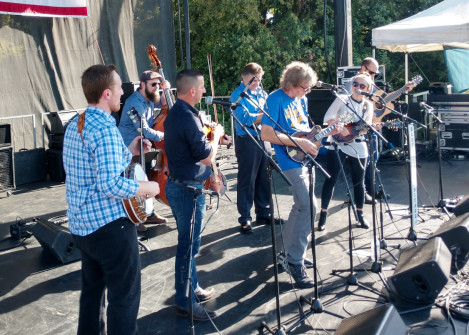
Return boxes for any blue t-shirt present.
[262,89,310,171]
[229,82,267,137]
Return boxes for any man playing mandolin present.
[118,70,171,230]
[164,69,222,321]
[261,61,319,288]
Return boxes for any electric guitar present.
[373,75,423,123]
[287,112,353,163]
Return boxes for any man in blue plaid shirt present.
[63,64,159,335]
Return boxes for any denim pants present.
[165,179,205,308]
[321,149,367,210]
[72,218,141,335]
[234,135,270,223]
[283,167,317,265]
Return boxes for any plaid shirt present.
[63,106,139,236]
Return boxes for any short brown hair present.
[280,61,317,91]
[81,64,117,104]
[241,62,264,77]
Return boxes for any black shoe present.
[175,303,217,321]
[365,193,377,204]
[356,211,369,229]
[240,221,253,234]
[318,211,327,231]
[256,215,284,225]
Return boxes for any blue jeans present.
[72,218,141,335]
[165,179,205,308]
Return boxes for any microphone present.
[356,90,377,98]
[234,76,256,105]
[185,185,218,196]
[205,96,240,108]
[316,81,338,90]
[420,101,434,110]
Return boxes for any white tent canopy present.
[372,0,469,53]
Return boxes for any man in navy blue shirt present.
[164,69,223,321]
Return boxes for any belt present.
[168,176,205,185]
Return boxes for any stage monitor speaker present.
[0,123,12,147]
[388,237,451,304]
[49,110,78,135]
[454,195,469,217]
[0,146,15,192]
[306,89,336,126]
[32,218,81,264]
[335,304,406,335]
[431,212,469,268]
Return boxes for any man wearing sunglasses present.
[118,70,170,228]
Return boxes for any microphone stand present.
[419,106,451,218]
[327,91,392,295]
[236,92,337,333]
[220,102,291,335]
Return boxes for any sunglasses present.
[149,82,160,87]
[364,65,376,76]
[352,82,368,90]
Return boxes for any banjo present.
[121,108,153,224]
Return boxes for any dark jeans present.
[72,218,141,335]
[320,149,367,210]
[234,135,270,223]
[165,179,205,308]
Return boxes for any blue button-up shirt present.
[63,107,139,236]
[229,82,267,137]
[118,89,164,146]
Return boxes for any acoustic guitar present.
[372,75,423,123]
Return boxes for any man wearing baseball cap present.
[119,70,171,229]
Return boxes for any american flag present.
[0,0,88,18]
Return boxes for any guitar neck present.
[159,69,174,109]
[314,123,337,142]
[384,85,407,104]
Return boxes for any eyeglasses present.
[364,65,376,76]
[300,85,312,92]
[352,82,368,90]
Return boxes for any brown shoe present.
[145,213,168,224]
[136,222,147,232]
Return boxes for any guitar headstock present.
[411,75,423,86]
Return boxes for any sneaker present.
[288,262,314,288]
[318,211,327,231]
[175,302,217,321]
[194,287,215,302]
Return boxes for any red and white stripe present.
[0,0,88,18]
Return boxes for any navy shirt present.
[164,99,212,181]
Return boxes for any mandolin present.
[332,118,404,143]
[287,112,353,163]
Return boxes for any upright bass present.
[148,45,174,205]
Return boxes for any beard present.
[145,87,161,103]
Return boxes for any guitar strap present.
[78,112,86,145]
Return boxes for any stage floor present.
[1,148,469,334]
